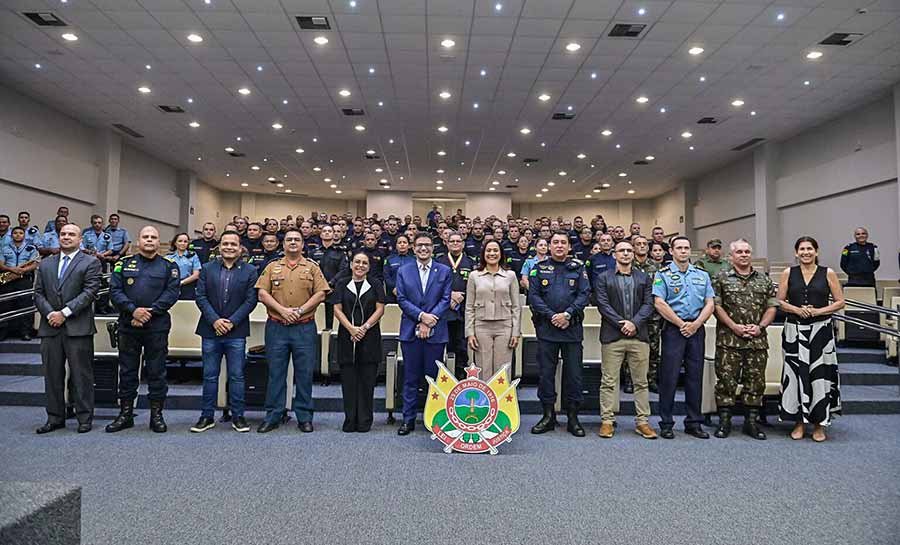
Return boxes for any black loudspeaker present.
[521,339,540,382]
[561,363,603,411]
[244,349,269,408]
[845,311,881,343]
[93,358,119,406]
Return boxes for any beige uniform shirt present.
[255,256,330,318]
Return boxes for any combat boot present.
[566,406,585,437]
[105,401,134,433]
[530,405,557,434]
[714,408,732,438]
[149,400,168,433]
[742,408,766,440]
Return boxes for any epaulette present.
[102,233,111,240]
[162,255,175,263]
[568,258,583,269]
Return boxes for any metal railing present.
[0,274,110,325]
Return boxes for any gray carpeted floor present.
[0,407,898,545]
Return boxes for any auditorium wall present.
[194,182,241,235]
[248,194,364,221]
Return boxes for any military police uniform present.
[585,251,615,305]
[840,241,879,287]
[0,229,12,251]
[106,254,180,433]
[384,252,415,304]
[166,251,201,300]
[82,229,111,254]
[0,242,40,339]
[360,246,386,285]
[22,225,45,251]
[464,235,484,262]
[506,247,534,285]
[189,237,218,265]
[527,256,591,436]
[633,257,661,388]
[104,226,130,257]
[711,269,777,439]
[306,242,346,329]
[436,252,475,376]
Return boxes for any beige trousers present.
[473,319,514,378]
[600,338,651,424]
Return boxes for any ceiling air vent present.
[608,23,648,39]
[552,112,575,120]
[505,185,518,189]
[633,160,649,165]
[296,16,330,30]
[522,158,540,164]
[819,32,864,46]
[22,12,68,27]
[697,117,717,124]
[111,124,143,138]
[157,105,184,113]
[228,151,246,157]
[731,138,766,152]
[365,153,381,160]
[342,108,365,116]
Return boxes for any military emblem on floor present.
[424,362,520,455]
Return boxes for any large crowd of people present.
[2,204,888,444]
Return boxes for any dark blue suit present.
[194,259,258,339]
[395,260,453,423]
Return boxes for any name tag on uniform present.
[569,279,575,286]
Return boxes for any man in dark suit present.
[191,231,258,434]
[395,233,452,435]
[33,223,102,433]
[594,240,657,440]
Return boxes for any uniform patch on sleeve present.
[529,269,537,277]
[113,262,123,273]
[841,248,849,256]
[653,277,663,286]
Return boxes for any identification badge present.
[541,279,549,286]
[273,280,281,287]
[127,278,135,285]
[569,279,575,286]
[670,274,680,280]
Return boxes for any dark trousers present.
[41,334,94,425]
[340,361,377,430]
[118,329,169,402]
[400,340,444,423]
[659,322,705,428]
[446,319,468,372]
[537,339,584,407]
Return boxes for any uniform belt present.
[268,314,315,325]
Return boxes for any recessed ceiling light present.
[436,186,443,191]
[803,80,810,86]
[538,93,551,102]
[145,64,152,70]
[61,33,78,41]
[637,7,646,15]
[776,13,785,21]
[263,158,268,162]
[547,181,556,187]
[366,149,375,155]
[225,147,234,152]
[558,171,567,176]
[492,180,500,185]
[535,194,542,198]
[731,99,745,107]
[354,125,366,131]
[34,63,42,69]
[506,152,516,157]
[187,33,203,43]
[601,129,612,136]
[577,153,586,159]
[681,131,692,139]
[497,170,506,175]
[541,188,548,192]
[437,125,448,133]
[602,183,611,188]
[489,187,496,191]
[330,184,337,188]
[689,145,695,151]
[296,148,305,154]
[519,127,531,135]
[272,123,283,130]
[138,86,151,94]
[615,144,621,149]
[339,89,351,97]
[380,178,388,184]
[567,105,574,112]
[256,65,263,72]
[313,166,322,172]
[584,194,592,198]
[659,107,667,113]
[267,176,277,182]
[806,51,823,60]
[441,39,455,48]
[324,178,332,182]
[375,168,383,173]
[540,142,546,147]
[437,150,446,156]
[699,75,706,82]
[197,156,202,161]
[251,165,260,170]
[627,189,636,194]
[377,101,384,107]
[368,67,375,74]
[688,46,704,55]
[282,99,288,104]
[439,91,452,99]
[618,172,627,177]
[436,169,445,174]
[189,121,200,128]
[335,190,342,194]
[284,189,292,193]
[636,96,649,103]
[236,136,241,141]
[751,110,757,116]
[590,164,595,168]
[464,140,471,146]
[495,2,502,11]
[349,0,357,6]
[384,185,391,189]
[565,42,581,52]
[590,72,597,79]
[238,87,250,95]
[399,176,404,180]
[241,182,248,187]
[436,180,444,185]
[480,68,487,76]
[388,139,394,144]
[314,36,329,45]
[645,155,655,161]
[473,102,479,109]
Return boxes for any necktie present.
[59,255,70,280]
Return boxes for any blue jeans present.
[201,337,246,418]
[264,320,317,424]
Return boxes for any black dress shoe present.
[257,420,279,433]
[397,421,415,435]
[77,422,92,434]
[342,420,357,433]
[36,421,65,434]
[298,421,314,433]
[66,406,76,420]
[685,426,710,439]
[659,427,675,439]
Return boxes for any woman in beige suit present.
[465,240,521,377]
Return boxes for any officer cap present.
[707,239,722,248]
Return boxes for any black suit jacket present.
[34,251,102,337]
[593,268,654,344]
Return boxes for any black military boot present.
[149,400,168,433]
[530,405,557,434]
[742,408,767,440]
[714,408,732,438]
[105,401,134,433]
[566,406,585,437]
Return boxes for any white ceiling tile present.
[521,0,573,18]
[515,17,564,36]
[381,15,426,33]
[105,10,164,30]
[471,16,518,35]
[333,14,383,33]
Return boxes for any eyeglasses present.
[415,243,433,248]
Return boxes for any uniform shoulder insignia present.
[27,226,38,234]
[568,259,582,269]
[187,251,196,258]
[841,248,849,256]
[24,245,35,252]
[163,255,175,263]
[103,233,111,240]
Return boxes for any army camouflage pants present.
[714,348,767,408]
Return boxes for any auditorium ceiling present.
[1,0,899,202]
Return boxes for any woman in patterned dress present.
[776,236,845,442]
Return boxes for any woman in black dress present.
[333,251,385,432]
[776,236,845,442]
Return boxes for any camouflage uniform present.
[632,257,661,384]
[695,256,730,280]
[712,269,777,408]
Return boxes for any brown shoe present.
[635,423,658,439]
[598,422,614,438]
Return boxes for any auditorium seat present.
[838,286,878,342]
[517,307,536,380]
[92,316,119,359]
[702,323,717,414]
[879,287,900,342]
[582,307,601,327]
[885,296,900,360]
[381,304,403,419]
[167,301,202,358]
[764,326,784,396]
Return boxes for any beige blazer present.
[464,268,521,337]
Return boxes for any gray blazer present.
[34,251,102,337]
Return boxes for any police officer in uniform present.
[307,224,346,329]
[711,239,777,440]
[16,211,45,252]
[0,226,40,340]
[190,222,218,265]
[840,227,880,287]
[248,233,283,275]
[585,233,615,302]
[82,215,112,257]
[527,231,591,436]
[0,214,12,250]
[359,232,385,287]
[436,232,475,377]
[105,226,180,433]
[104,213,131,261]
[40,216,68,256]
[464,222,486,262]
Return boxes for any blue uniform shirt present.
[42,231,60,250]
[0,230,12,250]
[384,252,415,294]
[652,262,715,320]
[527,257,591,342]
[82,229,111,253]
[1,243,40,266]
[22,226,45,249]
[166,251,202,280]
[105,227,130,254]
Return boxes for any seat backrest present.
[168,300,202,350]
[93,317,117,356]
[881,287,900,307]
[249,302,268,321]
[703,323,716,360]
[315,304,326,331]
[892,296,900,312]
[582,325,602,363]
[520,307,535,336]
[381,304,402,335]
[843,286,877,306]
[765,325,784,385]
[583,307,601,327]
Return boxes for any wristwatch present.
[563,311,572,320]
